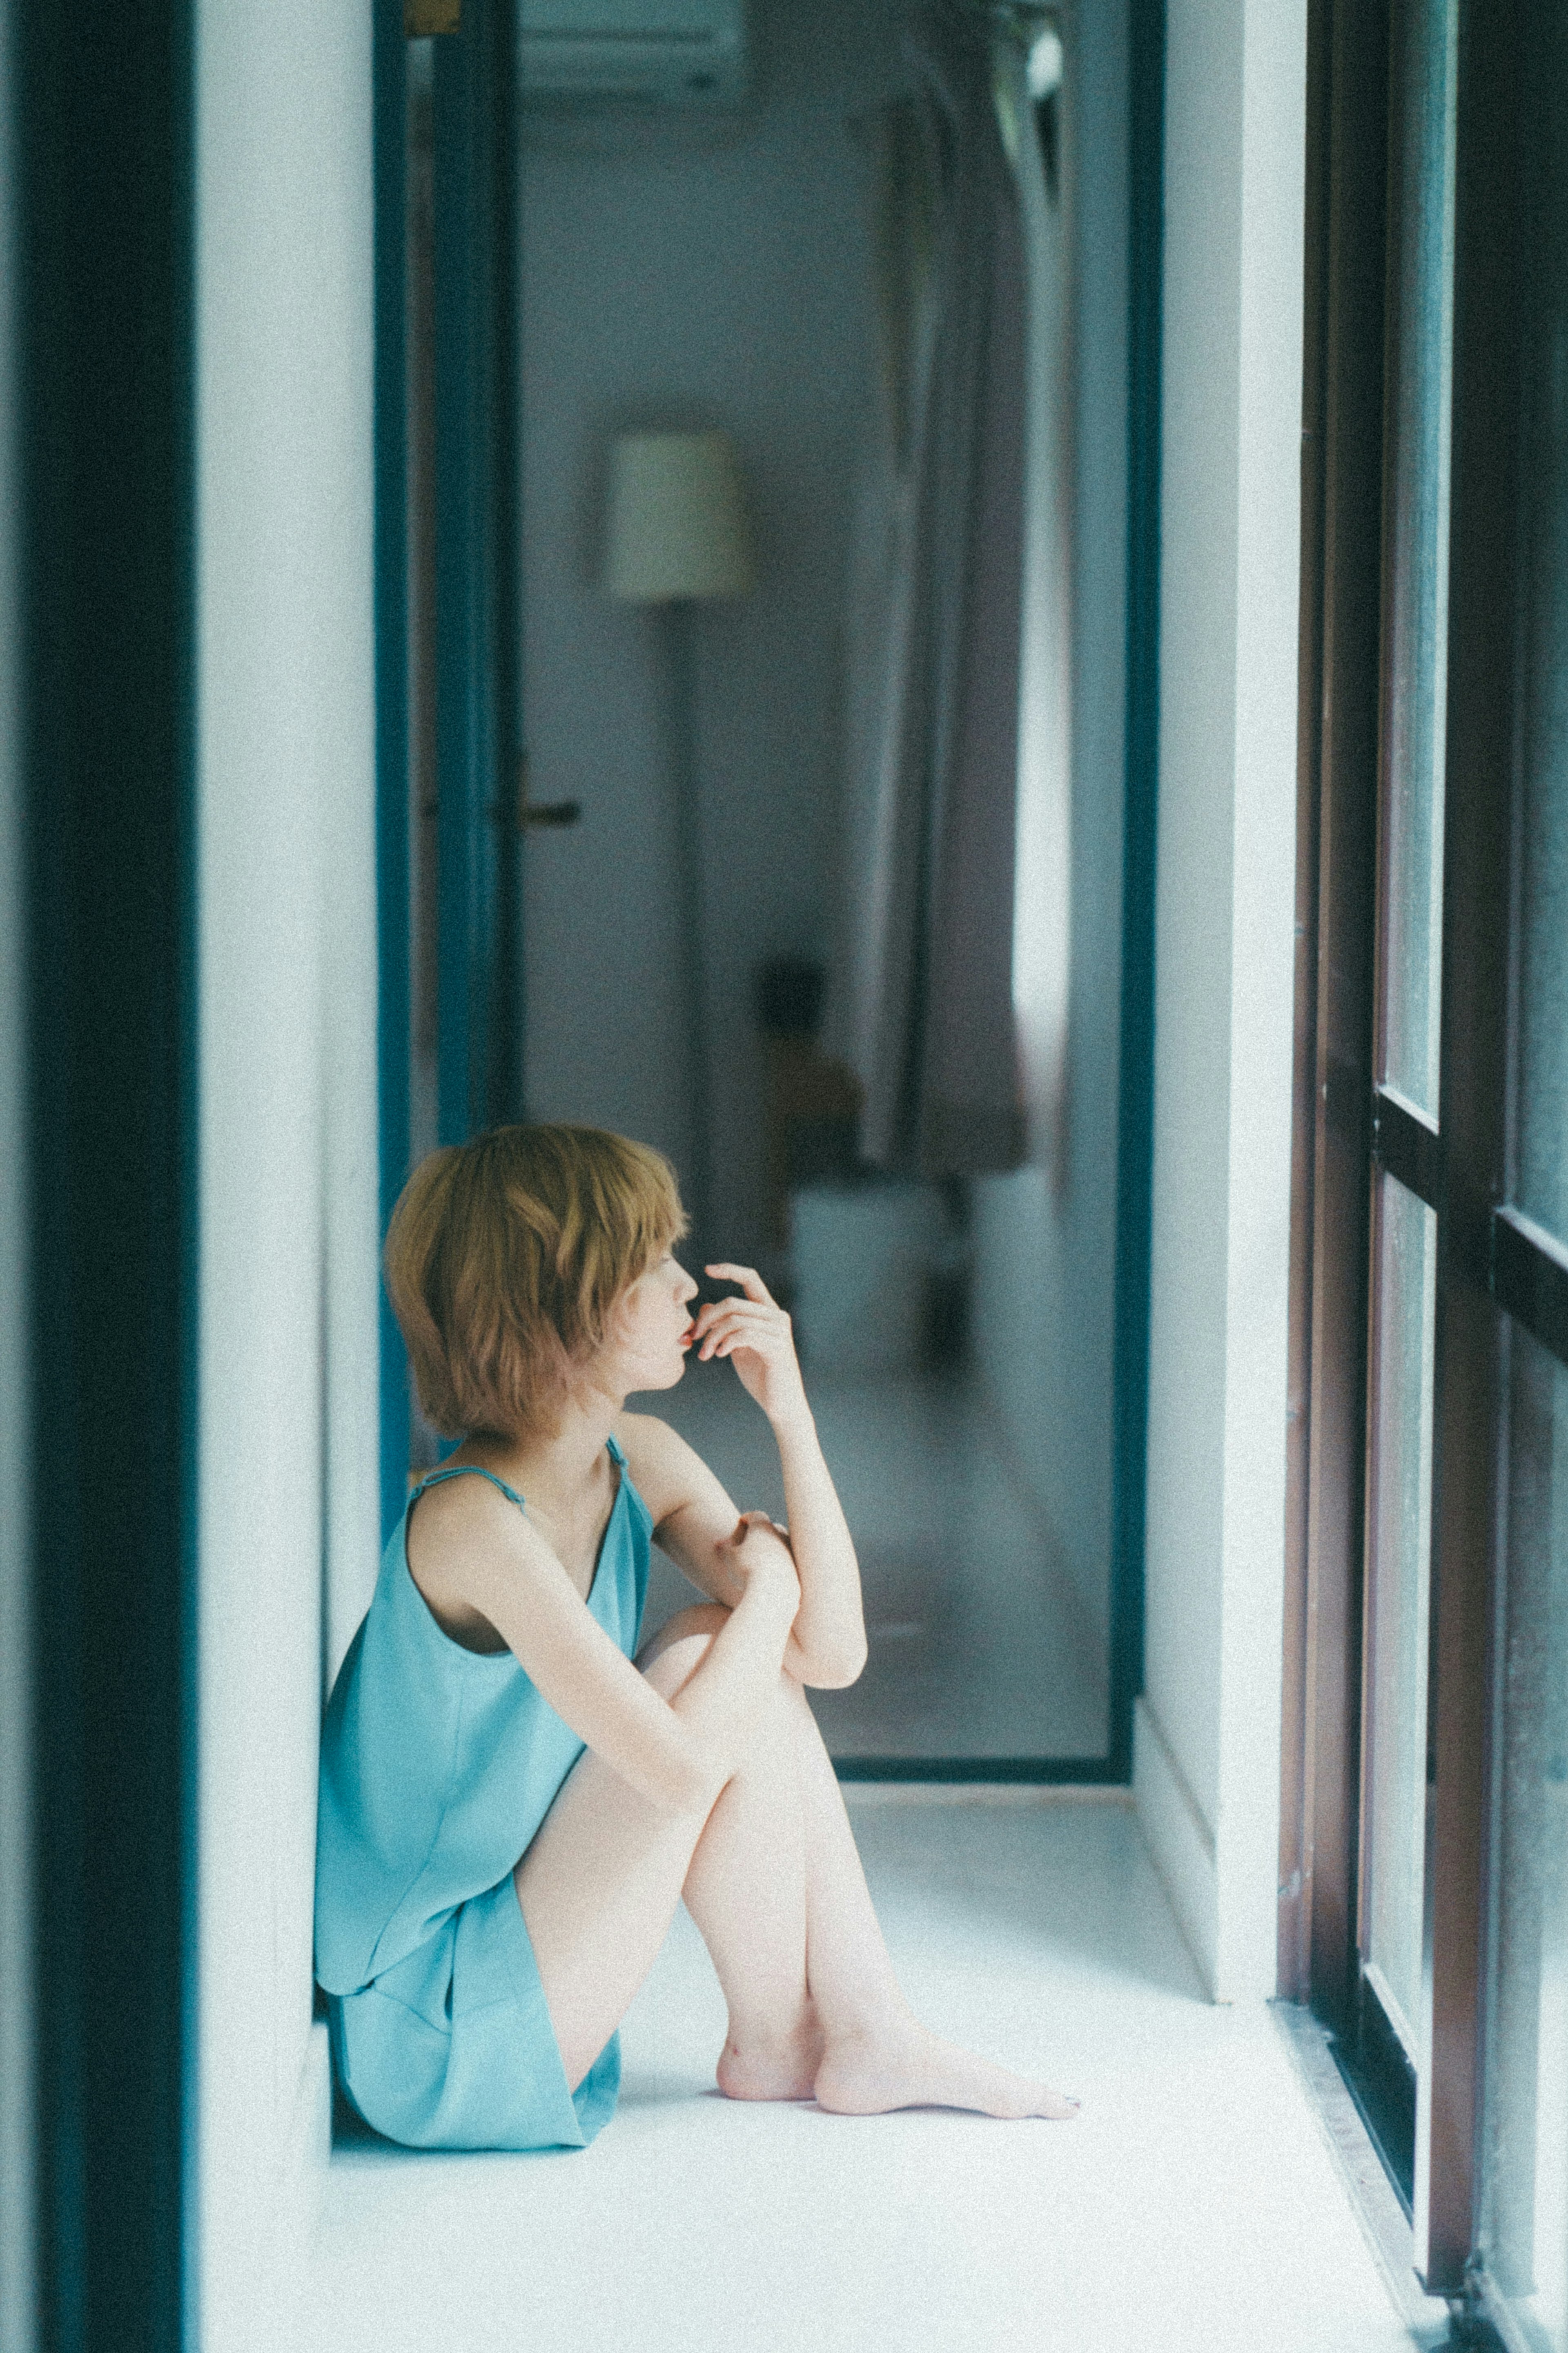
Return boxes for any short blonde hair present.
[384,1123,687,1441]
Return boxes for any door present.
[1284,0,1454,2212]
[1288,0,1568,2315]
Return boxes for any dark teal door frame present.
[18,2,198,2345]
[374,2,413,1541]
[375,0,521,1534]
[372,1,1161,1778]
[432,4,522,1152]
[1107,0,1165,1784]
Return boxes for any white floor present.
[307,1796,1451,2353]
[652,1367,1110,1760]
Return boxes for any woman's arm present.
[406,1475,799,1815]
[623,1267,867,1688]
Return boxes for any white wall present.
[519,0,895,1260]
[194,7,381,2348]
[1135,0,1305,2001]
[971,0,1129,1683]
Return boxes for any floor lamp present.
[604,429,754,1256]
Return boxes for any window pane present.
[1361,1172,1438,2048]
[1379,0,1457,1119]
[1513,0,1568,1248]
[1481,1327,1568,2353]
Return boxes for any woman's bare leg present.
[672,1634,822,2101]
[514,1606,744,2091]
[519,1606,1076,2116]
[518,1605,827,2096]
[676,1655,1078,2118]
[781,1678,1080,2119]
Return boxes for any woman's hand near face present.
[685,1269,864,1688]
[691,1265,809,1428]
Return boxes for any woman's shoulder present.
[408,1462,530,1533]
[610,1409,679,1471]
[610,1412,702,1517]
[405,1461,548,1581]
[403,1459,572,1648]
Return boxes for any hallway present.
[652,1367,1109,1761]
[16,6,1568,2350]
[307,1798,1449,2353]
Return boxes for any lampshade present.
[603,430,754,602]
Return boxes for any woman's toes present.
[814,2026,1080,2121]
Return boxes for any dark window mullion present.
[1298,0,1392,2041]
[1372,1082,1440,1208]
[1337,0,1444,2222]
[1417,0,1524,2292]
[1491,1207,1568,1371]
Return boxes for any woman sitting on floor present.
[314,1122,1079,2150]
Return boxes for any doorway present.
[401,0,1161,1779]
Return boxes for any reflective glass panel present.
[1361,1172,1439,2049]
[1481,1330,1568,2353]
[1512,39,1568,1246]
[1481,19,1568,2325]
[1516,773,1568,1245]
[1379,0,1457,1118]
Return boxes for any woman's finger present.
[697,1311,783,1358]
[698,1301,778,1332]
[694,1302,782,1342]
[704,1261,775,1307]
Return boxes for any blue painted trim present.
[1107,0,1165,1783]
[18,1,199,2337]
[432,31,482,1147]
[374,5,411,1543]
[432,0,521,1149]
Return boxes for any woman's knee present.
[637,1603,731,1693]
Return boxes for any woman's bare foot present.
[716,2011,826,2102]
[813,2022,1080,2121]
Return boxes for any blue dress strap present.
[606,1434,627,1469]
[409,1465,526,1514]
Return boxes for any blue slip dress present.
[314,1439,650,2151]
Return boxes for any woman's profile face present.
[602,1247,698,1394]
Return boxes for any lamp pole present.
[663,596,714,1255]
[603,428,752,1254]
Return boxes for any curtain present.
[832,6,1043,1178]
[1003,34,1074,1179]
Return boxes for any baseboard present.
[842,1782,1132,1806]
[1133,1694,1219,1996]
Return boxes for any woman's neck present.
[458,1381,625,1515]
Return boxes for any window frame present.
[1286,0,1568,2302]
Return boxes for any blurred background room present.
[439,0,1141,1766]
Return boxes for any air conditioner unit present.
[518,0,749,108]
